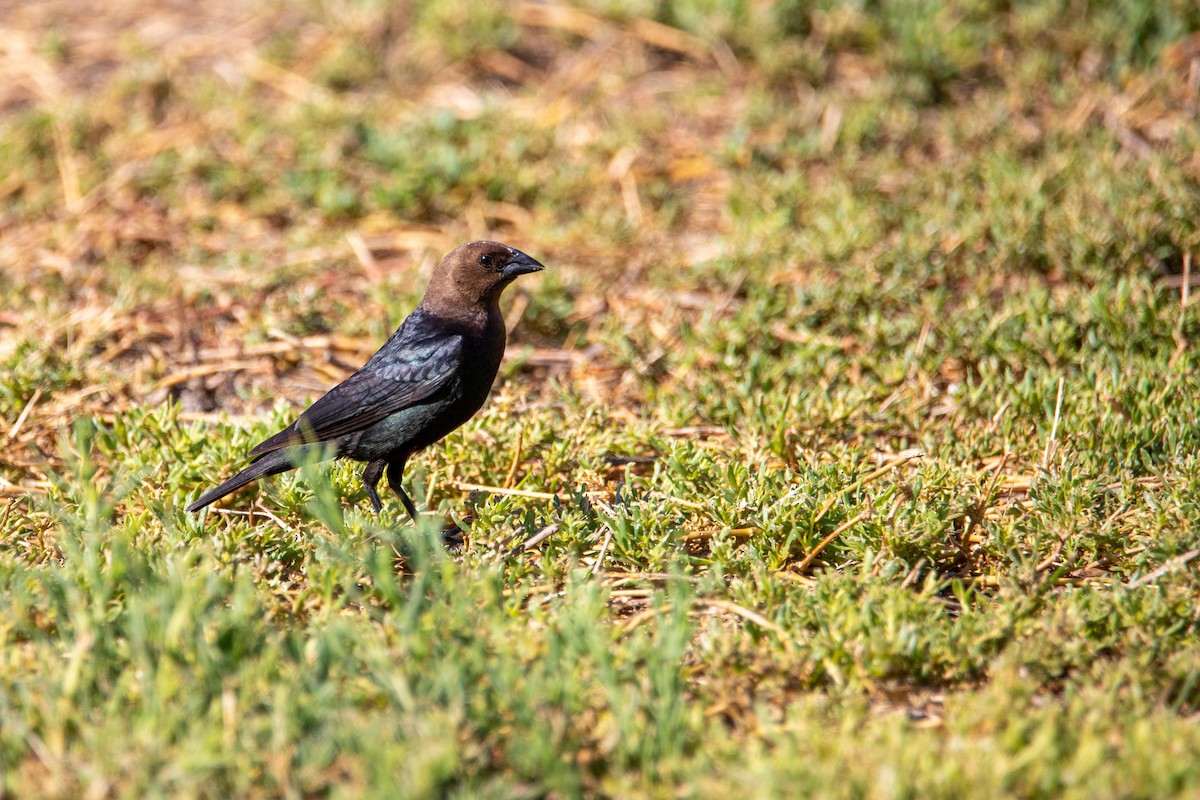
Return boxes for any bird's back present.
[254,304,506,463]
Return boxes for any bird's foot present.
[439,511,474,551]
[441,524,465,550]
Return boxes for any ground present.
[2,1,1200,797]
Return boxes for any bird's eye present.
[479,254,493,267]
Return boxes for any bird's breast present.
[340,333,505,461]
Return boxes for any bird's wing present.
[248,332,464,456]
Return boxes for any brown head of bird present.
[421,240,545,314]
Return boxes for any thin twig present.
[453,482,560,501]
[702,598,790,638]
[900,557,927,589]
[620,597,792,647]
[621,605,665,632]
[654,492,708,511]
[811,452,922,528]
[609,588,655,599]
[253,503,304,538]
[1034,536,1069,574]
[156,360,265,391]
[4,388,42,443]
[1125,547,1200,589]
[604,571,696,583]
[795,510,870,574]
[772,570,816,586]
[682,526,757,543]
[504,522,560,558]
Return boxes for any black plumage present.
[186,240,544,519]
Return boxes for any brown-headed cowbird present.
[186,240,544,519]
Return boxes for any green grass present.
[3,0,1200,797]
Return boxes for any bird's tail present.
[186,450,295,513]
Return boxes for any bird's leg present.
[386,456,419,523]
[387,454,463,546]
[362,459,386,513]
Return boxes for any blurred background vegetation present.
[3,1,1200,797]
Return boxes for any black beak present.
[502,250,545,280]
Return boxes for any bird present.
[186,240,545,519]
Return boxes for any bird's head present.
[424,240,545,313]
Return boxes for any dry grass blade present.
[154,361,268,391]
[1125,547,1200,589]
[656,493,707,511]
[810,453,921,529]
[591,522,615,576]
[4,388,42,444]
[346,231,381,283]
[625,17,711,61]
[794,511,870,575]
[239,52,336,109]
[504,522,560,558]
[3,1,1200,794]
[452,482,561,501]
[701,598,790,640]
[516,2,606,37]
[1034,536,1069,575]
[620,604,666,633]
[504,427,524,489]
[682,526,757,543]
[1042,376,1066,467]
[621,597,793,650]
